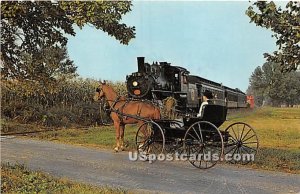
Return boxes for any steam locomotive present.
[126,57,248,114]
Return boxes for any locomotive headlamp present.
[132,81,138,87]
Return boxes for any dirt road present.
[1,137,299,194]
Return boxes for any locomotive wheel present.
[224,122,259,165]
[184,121,224,169]
[135,121,165,155]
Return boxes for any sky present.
[67,1,278,92]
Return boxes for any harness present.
[97,87,159,123]
[104,96,131,123]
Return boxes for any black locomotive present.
[126,57,248,114]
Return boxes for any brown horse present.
[93,82,160,152]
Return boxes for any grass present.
[224,107,300,150]
[1,163,126,194]
[1,121,49,135]
[4,107,300,173]
[29,125,137,150]
[223,107,300,173]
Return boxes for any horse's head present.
[93,81,106,101]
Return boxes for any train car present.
[126,57,248,114]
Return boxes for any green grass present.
[224,107,300,150]
[253,148,300,172]
[1,163,126,194]
[29,125,138,150]
[1,120,47,134]
[223,107,300,173]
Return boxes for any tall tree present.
[284,72,300,105]
[1,1,135,81]
[248,66,266,106]
[3,46,77,96]
[246,1,300,72]
[262,62,286,106]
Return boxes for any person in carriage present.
[197,90,214,118]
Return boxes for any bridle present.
[96,87,101,93]
[95,86,120,111]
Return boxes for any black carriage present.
[135,104,259,169]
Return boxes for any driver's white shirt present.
[197,101,208,117]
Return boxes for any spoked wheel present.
[184,121,224,169]
[224,122,259,164]
[135,121,165,155]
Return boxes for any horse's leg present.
[120,124,125,151]
[114,121,121,152]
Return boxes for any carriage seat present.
[184,105,227,128]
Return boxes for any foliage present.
[59,1,135,44]
[1,78,127,128]
[248,62,300,106]
[4,46,77,90]
[1,1,135,81]
[246,1,300,72]
[1,163,126,194]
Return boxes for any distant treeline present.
[1,78,127,127]
[248,62,300,107]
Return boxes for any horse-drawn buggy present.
[94,81,259,170]
[136,104,258,169]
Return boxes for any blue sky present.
[67,1,277,92]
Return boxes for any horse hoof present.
[120,146,125,151]
[114,147,119,152]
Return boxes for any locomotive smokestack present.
[137,57,146,73]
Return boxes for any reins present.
[96,85,161,123]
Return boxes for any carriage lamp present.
[133,81,138,87]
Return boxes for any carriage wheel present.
[184,121,224,169]
[135,121,165,155]
[224,122,259,165]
